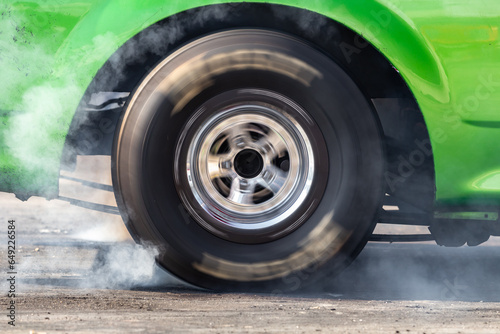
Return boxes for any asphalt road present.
[1,156,500,333]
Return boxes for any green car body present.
[2,0,500,208]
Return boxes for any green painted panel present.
[1,0,500,206]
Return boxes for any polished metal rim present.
[175,90,316,240]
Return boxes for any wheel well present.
[62,2,435,211]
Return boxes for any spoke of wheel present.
[228,179,255,205]
[227,123,252,150]
[207,153,233,179]
[258,165,288,194]
[257,130,287,157]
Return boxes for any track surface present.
[1,156,500,333]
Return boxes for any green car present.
[2,0,500,290]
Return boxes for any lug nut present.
[262,170,272,181]
[234,137,245,148]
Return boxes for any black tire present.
[112,29,384,291]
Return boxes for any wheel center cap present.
[234,149,264,179]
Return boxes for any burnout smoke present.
[0,12,161,287]
[88,242,162,289]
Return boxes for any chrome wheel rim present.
[175,90,318,242]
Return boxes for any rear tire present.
[112,29,384,291]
